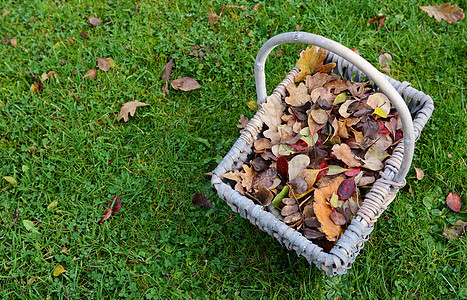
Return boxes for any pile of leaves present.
[221,46,403,251]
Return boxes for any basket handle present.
[254,32,414,183]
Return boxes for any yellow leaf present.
[333,92,347,105]
[53,264,67,277]
[107,58,116,68]
[4,176,17,186]
[246,100,257,110]
[373,107,388,118]
[47,200,58,210]
[295,46,318,82]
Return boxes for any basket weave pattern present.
[212,46,434,276]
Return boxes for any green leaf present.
[272,186,289,209]
[23,220,35,231]
[326,165,349,176]
[333,92,347,105]
[22,165,29,172]
[47,200,58,210]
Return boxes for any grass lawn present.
[1,0,466,298]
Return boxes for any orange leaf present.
[446,191,462,212]
[82,68,97,79]
[419,3,465,23]
[313,176,345,241]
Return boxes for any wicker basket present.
[211,32,434,277]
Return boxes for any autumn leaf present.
[313,176,345,241]
[27,67,43,93]
[10,208,18,228]
[82,68,97,79]
[117,100,150,122]
[89,17,102,26]
[4,176,17,186]
[192,192,213,209]
[330,209,346,226]
[80,31,90,39]
[99,209,112,224]
[97,57,110,71]
[170,77,201,91]
[331,143,362,168]
[337,177,355,200]
[285,82,311,106]
[208,9,220,27]
[260,95,285,144]
[367,93,391,115]
[53,264,67,277]
[162,58,173,81]
[220,169,243,182]
[366,15,386,31]
[414,167,424,180]
[10,37,17,47]
[237,114,250,129]
[446,191,462,212]
[443,220,467,239]
[288,154,310,181]
[419,3,465,23]
[379,52,392,73]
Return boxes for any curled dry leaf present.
[82,68,97,79]
[237,114,250,129]
[97,57,110,71]
[208,9,220,27]
[366,15,386,31]
[192,192,213,209]
[170,77,201,91]
[414,167,424,180]
[419,3,465,23]
[446,191,462,212]
[89,17,102,26]
[443,220,467,240]
[117,100,150,122]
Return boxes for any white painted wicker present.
[211,32,434,276]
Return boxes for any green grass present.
[1,0,466,298]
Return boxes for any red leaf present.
[446,191,461,212]
[316,160,328,182]
[108,195,121,215]
[330,209,346,225]
[376,120,390,135]
[345,168,361,177]
[277,156,289,180]
[27,67,43,92]
[291,139,308,151]
[337,177,355,200]
[80,31,90,39]
[99,208,112,224]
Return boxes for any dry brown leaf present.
[208,9,220,27]
[10,37,17,47]
[305,73,339,94]
[237,114,249,129]
[260,95,285,144]
[97,57,110,72]
[253,138,272,153]
[117,100,150,122]
[253,3,260,10]
[220,169,243,182]
[414,167,425,180]
[82,68,97,79]
[89,17,102,26]
[332,143,363,168]
[295,46,319,82]
[288,154,310,181]
[313,176,345,241]
[2,10,11,17]
[170,77,201,91]
[443,220,467,239]
[366,15,386,31]
[419,3,465,23]
[192,192,213,209]
[240,164,255,192]
[285,82,311,106]
[162,58,173,81]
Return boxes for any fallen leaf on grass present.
[419,3,465,23]
[118,100,149,122]
[89,17,102,26]
[97,57,110,71]
[2,10,11,17]
[47,200,58,210]
[379,52,393,73]
[82,68,97,79]
[10,208,18,228]
[192,192,213,209]
[446,191,462,212]
[443,220,467,239]
[53,264,67,277]
[414,167,424,180]
[170,77,201,91]
[246,101,257,110]
[4,176,17,186]
[366,15,386,31]
[162,58,173,81]
[208,9,220,27]
[27,67,44,93]
[80,31,90,39]
[10,37,17,47]
[99,195,122,223]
